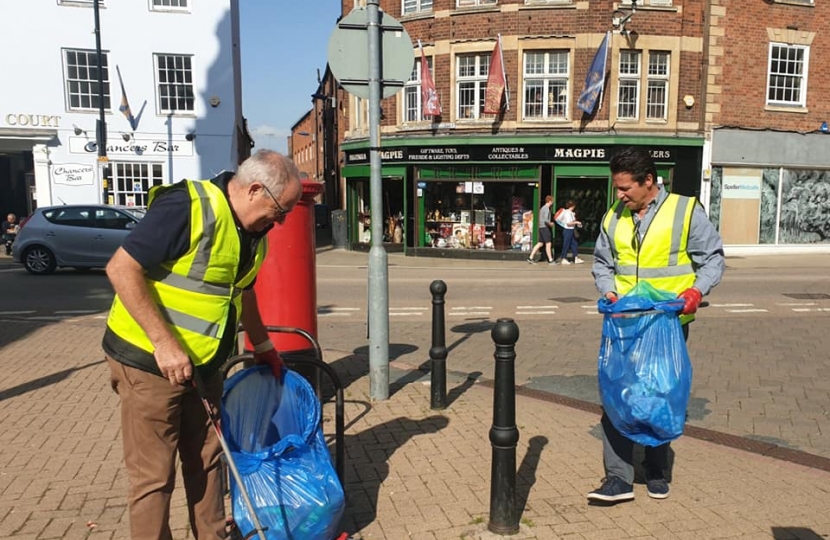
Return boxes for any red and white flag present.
[483,34,509,115]
[419,41,442,118]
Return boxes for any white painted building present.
[0,0,245,217]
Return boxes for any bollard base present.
[462,522,537,539]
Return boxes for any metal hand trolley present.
[202,326,347,540]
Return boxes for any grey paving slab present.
[1,250,829,538]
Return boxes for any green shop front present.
[341,137,703,259]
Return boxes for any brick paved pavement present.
[1,251,830,538]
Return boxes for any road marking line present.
[711,303,755,307]
[449,311,490,316]
[318,312,353,317]
[451,306,492,310]
[390,307,427,311]
[54,310,98,314]
[580,305,597,309]
[725,308,768,313]
[318,307,360,311]
[791,307,830,312]
[0,310,36,315]
[390,312,425,317]
[515,311,558,315]
[777,302,817,306]
[517,305,559,309]
[584,311,601,315]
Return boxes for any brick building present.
[705,0,830,252]
[290,68,344,209]
[337,0,709,257]
[288,109,319,182]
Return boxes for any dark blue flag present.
[116,65,138,131]
[577,32,610,114]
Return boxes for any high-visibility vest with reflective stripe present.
[602,193,696,324]
[106,180,267,365]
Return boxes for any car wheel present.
[23,246,57,275]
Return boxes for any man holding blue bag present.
[588,147,725,504]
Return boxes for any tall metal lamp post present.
[93,0,111,204]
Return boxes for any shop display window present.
[353,177,405,245]
[422,180,536,250]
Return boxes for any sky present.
[239,0,343,154]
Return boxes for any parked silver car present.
[12,205,145,274]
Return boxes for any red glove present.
[603,292,618,304]
[254,345,284,379]
[678,287,703,315]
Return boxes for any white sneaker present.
[574,257,585,264]
[559,259,571,265]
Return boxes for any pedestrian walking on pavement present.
[528,195,555,265]
[554,200,585,265]
[589,146,725,504]
[102,150,303,539]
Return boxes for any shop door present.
[555,177,609,247]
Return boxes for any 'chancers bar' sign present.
[344,144,675,165]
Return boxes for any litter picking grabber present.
[190,365,268,540]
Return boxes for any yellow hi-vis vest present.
[106,180,267,365]
[602,193,697,324]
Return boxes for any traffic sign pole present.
[366,0,389,401]
[327,3,412,401]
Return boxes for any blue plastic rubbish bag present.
[222,366,345,540]
[597,282,692,446]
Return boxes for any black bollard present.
[488,318,520,535]
[429,280,448,410]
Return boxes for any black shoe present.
[526,257,536,264]
[646,478,670,499]
[587,476,634,503]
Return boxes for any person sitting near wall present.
[2,213,18,255]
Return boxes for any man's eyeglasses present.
[261,183,289,218]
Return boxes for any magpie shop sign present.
[344,144,674,165]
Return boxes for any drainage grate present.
[551,296,592,303]
[782,293,830,300]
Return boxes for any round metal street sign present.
[327,8,414,99]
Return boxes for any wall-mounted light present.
[821,121,829,134]
[683,95,695,108]
[612,0,637,35]
[185,132,196,142]
[73,124,86,136]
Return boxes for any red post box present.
[247,180,324,352]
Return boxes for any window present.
[525,0,571,4]
[403,0,432,14]
[152,0,188,8]
[352,96,368,130]
[44,207,93,227]
[94,208,135,230]
[617,50,641,120]
[112,162,164,207]
[57,0,101,5]
[456,53,491,120]
[154,54,195,113]
[457,0,497,7]
[646,51,669,120]
[403,57,433,122]
[63,49,111,112]
[767,43,808,107]
[523,51,569,121]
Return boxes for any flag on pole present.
[577,31,611,114]
[116,65,137,131]
[483,35,509,115]
[419,41,442,118]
